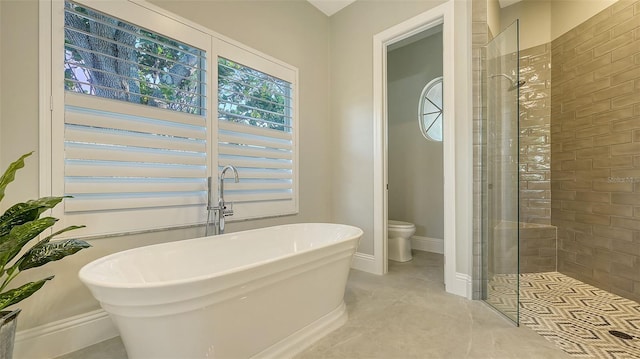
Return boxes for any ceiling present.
[498,0,523,8]
[308,0,521,17]
[307,0,356,16]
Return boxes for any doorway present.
[372,1,465,297]
[386,26,444,269]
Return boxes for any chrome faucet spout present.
[212,165,239,235]
[205,165,240,236]
[219,165,240,204]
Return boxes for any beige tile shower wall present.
[551,0,640,303]
[472,0,489,300]
[520,44,552,225]
[519,223,557,273]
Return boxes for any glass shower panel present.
[482,20,520,324]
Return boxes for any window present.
[64,1,206,114]
[62,0,208,214]
[419,76,443,142]
[49,0,298,237]
[216,43,298,220]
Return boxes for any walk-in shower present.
[479,0,640,356]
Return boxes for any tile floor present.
[485,272,640,359]
[520,272,640,359]
[56,251,570,359]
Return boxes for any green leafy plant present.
[0,152,90,311]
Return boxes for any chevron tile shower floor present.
[520,272,640,359]
[485,273,519,320]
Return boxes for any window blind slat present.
[66,178,205,194]
[219,133,292,151]
[218,63,292,92]
[218,100,292,121]
[217,87,290,109]
[66,80,205,114]
[64,43,206,87]
[66,93,205,128]
[218,144,292,161]
[65,193,205,212]
[218,111,292,131]
[66,161,206,178]
[223,182,291,191]
[65,144,206,166]
[219,120,291,141]
[217,158,292,170]
[64,27,205,74]
[66,126,206,153]
[65,104,206,140]
[224,192,292,203]
[225,169,291,179]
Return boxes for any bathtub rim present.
[79,222,363,290]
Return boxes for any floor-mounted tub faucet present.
[206,165,239,236]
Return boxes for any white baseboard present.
[350,252,378,274]
[446,272,472,299]
[14,309,118,359]
[411,236,444,254]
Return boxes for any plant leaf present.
[0,276,53,311]
[30,225,86,248]
[0,217,58,268]
[0,197,66,240]
[0,152,33,204]
[19,239,91,271]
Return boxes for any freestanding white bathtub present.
[79,223,363,359]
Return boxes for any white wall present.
[0,0,330,333]
[0,0,39,209]
[387,32,444,239]
[0,0,2,166]
[500,0,551,50]
[550,0,618,40]
[329,0,447,256]
[487,0,501,38]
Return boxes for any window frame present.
[216,40,299,221]
[418,76,443,142]
[43,0,299,238]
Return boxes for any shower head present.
[489,73,526,91]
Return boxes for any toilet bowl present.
[388,220,416,262]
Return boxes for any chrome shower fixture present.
[488,73,526,91]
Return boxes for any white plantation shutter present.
[64,93,208,212]
[52,0,213,237]
[218,121,293,201]
[216,47,298,219]
[50,1,298,237]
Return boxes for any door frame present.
[372,0,460,295]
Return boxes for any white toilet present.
[388,220,416,262]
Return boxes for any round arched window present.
[418,76,443,142]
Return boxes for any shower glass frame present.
[481,20,520,325]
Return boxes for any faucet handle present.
[222,202,234,216]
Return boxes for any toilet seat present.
[387,220,415,262]
[388,220,415,229]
